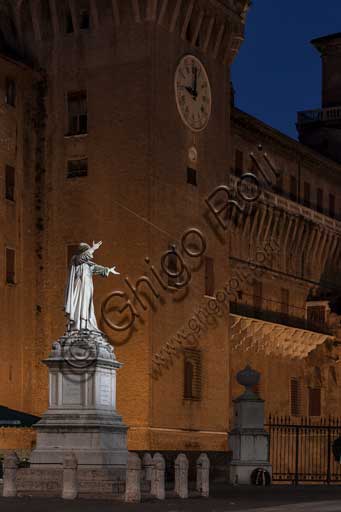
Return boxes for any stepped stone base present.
[18,331,128,498]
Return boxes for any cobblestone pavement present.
[1,485,341,512]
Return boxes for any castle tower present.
[0,0,250,452]
[297,33,341,162]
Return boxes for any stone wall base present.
[16,467,126,499]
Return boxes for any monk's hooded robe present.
[64,249,110,332]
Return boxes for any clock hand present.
[184,85,194,96]
[193,68,198,99]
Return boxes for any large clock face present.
[175,55,212,132]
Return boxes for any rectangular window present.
[187,167,197,186]
[6,248,15,284]
[309,387,321,417]
[80,9,90,29]
[290,378,301,416]
[303,182,310,207]
[290,175,297,201]
[235,149,243,177]
[329,193,335,218]
[281,288,289,316]
[317,188,323,213]
[205,257,215,297]
[67,91,87,135]
[5,78,16,107]
[253,280,262,310]
[275,172,283,194]
[5,165,15,201]
[67,158,88,178]
[183,349,202,400]
[65,8,74,33]
[307,305,326,328]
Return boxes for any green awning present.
[0,406,40,427]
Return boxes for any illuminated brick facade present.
[0,0,249,451]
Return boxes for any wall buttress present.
[203,17,214,52]
[170,0,182,33]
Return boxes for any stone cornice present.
[232,107,341,179]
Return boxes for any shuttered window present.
[253,280,262,310]
[290,378,301,416]
[183,350,202,400]
[317,188,323,213]
[67,159,88,178]
[275,172,283,194]
[281,288,289,316]
[303,182,310,207]
[67,91,87,135]
[329,193,335,218]
[307,305,325,328]
[290,175,297,201]
[5,165,15,201]
[5,78,16,107]
[6,248,15,284]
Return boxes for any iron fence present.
[267,415,341,484]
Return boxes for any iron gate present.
[267,415,341,484]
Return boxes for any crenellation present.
[202,16,214,53]
[180,0,195,41]
[169,0,183,33]
[212,23,225,59]
[48,0,60,36]
[0,0,246,66]
[146,0,158,21]
[131,0,142,23]
[156,0,167,25]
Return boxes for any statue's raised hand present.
[109,266,120,275]
[92,240,103,252]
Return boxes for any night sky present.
[232,1,341,140]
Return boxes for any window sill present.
[64,133,88,139]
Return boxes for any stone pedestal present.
[29,331,128,470]
[229,366,272,485]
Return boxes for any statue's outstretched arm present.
[90,263,120,277]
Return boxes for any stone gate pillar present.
[229,365,272,485]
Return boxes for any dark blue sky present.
[232,1,341,140]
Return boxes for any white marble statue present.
[64,241,120,332]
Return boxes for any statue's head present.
[77,243,93,259]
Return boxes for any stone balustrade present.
[2,450,211,500]
[124,451,210,502]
